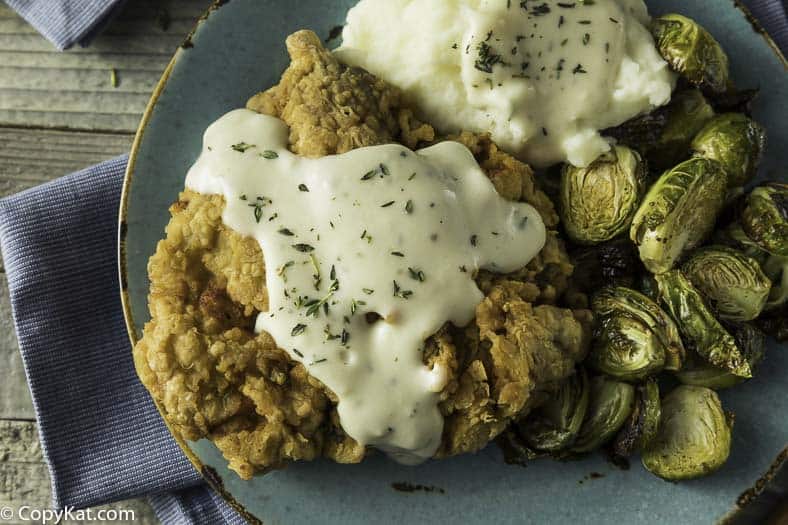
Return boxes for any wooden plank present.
[0,1,210,133]
[0,128,132,194]
[0,278,31,421]
[0,420,159,524]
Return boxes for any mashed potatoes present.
[336,0,675,167]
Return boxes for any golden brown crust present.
[133,30,591,479]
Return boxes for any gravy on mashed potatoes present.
[336,0,676,167]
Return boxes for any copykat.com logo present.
[0,505,136,524]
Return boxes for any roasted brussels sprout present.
[569,240,641,292]
[518,368,590,453]
[763,254,788,309]
[651,14,730,93]
[630,158,728,274]
[642,385,732,480]
[497,427,543,466]
[656,270,751,378]
[741,183,788,256]
[591,286,685,375]
[612,378,661,457]
[560,146,647,244]
[675,322,765,389]
[571,376,635,453]
[603,89,714,172]
[682,246,771,321]
[690,114,766,187]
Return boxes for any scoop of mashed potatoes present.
[336,0,675,167]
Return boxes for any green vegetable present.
[682,246,771,321]
[630,157,728,274]
[591,286,685,375]
[656,270,751,378]
[571,375,635,453]
[651,14,730,93]
[612,378,661,457]
[642,385,732,480]
[762,254,788,310]
[603,89,714,171]
[741,182,788,256]
[560,146,647,244]
[675,322,765,389]
[518,368,590,452]
[691,113,766,187]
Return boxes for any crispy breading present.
[133,30,591,480]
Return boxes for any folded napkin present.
[0,3,786,525]
[4,0,127,50]
[0,158,243,524]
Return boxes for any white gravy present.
[185,108,546,463]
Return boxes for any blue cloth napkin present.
[0,158,244,525]
[0,2,786,525]
[4,0,127,50]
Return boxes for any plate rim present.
[116,1,788,523]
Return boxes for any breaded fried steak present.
[132,30,592,480]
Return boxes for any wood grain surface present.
[0,1,210,523]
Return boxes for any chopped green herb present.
[291,323,307,336]
[381,200,396,208]
[292,243,315,253]
[278,228,294,236]
[475,41,507,73]
[231,142,255,153]
[363,288,374,295]
[470,234,478,247]
[392,280,413,299]
[298,184,309,192]
[405,200,414,214]
[293,349,304,358]
[391,251,405,257]
[260,150,278,159]
[408,267,426,282]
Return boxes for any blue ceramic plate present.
[119,1,787,523]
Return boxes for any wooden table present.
[0,1,211,523]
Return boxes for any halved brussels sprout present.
[589,314,666,381]
[571,375,635,453]
[656,270,751,378]
[612,378,661,457]
[682,246,771,321]
[651,14,730,93]
[675,322,765,389]
[741,183,788,256]
[630,157,728,274]
[518,368,590,452]
[603,89,714,172]
[591,286,685,375]
[763,254,788,310]
[642,385,732,480]
[691,113,766,187]
[560,146,647,245]
[497,427,543,466]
